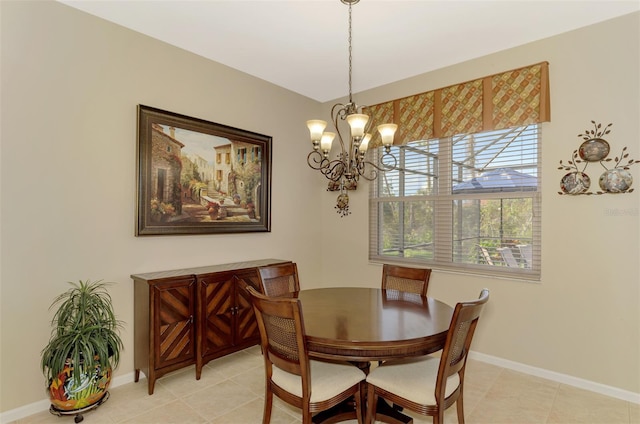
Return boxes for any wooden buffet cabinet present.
[131,259,290,394]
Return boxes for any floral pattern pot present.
[49,360,111,412]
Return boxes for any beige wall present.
[1,0,638,415]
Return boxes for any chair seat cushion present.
[366,355,460,406]
[272,360,365,402]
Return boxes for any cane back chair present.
[366,289,490,424]
[381,264,432,297]
[247,286,365,424]
[257,262,300,297]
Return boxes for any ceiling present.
[58,0,639,103]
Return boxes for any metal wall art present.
[558,121,639,195]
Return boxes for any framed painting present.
[136,105,272,236]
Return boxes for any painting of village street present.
[136,106,271,235]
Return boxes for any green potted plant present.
[41,280,123,416]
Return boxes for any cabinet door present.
[234,270,261,345]
[153,278,196,369]
[199,273,234,358]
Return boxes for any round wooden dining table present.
[297,287,454,424]
[299,287,453,361]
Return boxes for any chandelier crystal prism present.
[306,0,398,217]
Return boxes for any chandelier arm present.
[307,151,349,183]
[355,163,379,181]
[357,160,385,181]
[306,150,330,171]
[353,152,399,180]
[331,102,347,119]
[333,117,348,154]
[322,159,347,181]
[379,151,399,170]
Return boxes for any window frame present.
[369,124,541,281]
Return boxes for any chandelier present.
[306,0,398,217]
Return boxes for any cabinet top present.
[131,258,290,282]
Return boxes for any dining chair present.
[381,264,432,297]
[257,262,300,297]
[247,286,366,424]
[497,247,519,267]
[365,288,490,424]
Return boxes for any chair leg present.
[456,394,465,424]
[263,387,273,424]
[355,382,364,424]
[302,404,313,424]
[366,384,377,424]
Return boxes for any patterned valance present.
[364,62,550,147]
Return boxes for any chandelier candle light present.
[306,0,398,217]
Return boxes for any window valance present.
[364,61,550,147]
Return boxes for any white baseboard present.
[3,357,639,423]
[469,351,640,404]
[0,372,136,424]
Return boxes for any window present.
[237,148,247,165]
[370,124,541,279]
[252,146,262,163]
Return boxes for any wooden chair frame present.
[381,264,432,297]
[366,289,490,424]
[247,286,365,424]
[257,262,300,297]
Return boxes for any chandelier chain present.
[305,0,398,217]
[348,1,353,104]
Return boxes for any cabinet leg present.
[134,369,140,382]
[147,369,156,395]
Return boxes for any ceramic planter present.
[48,359,111,412]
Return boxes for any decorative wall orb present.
[599,168,633,193]
[578,138,610,162]
[560,171,591,194]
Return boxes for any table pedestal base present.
[312,397,412,424]
[376,399,413,424]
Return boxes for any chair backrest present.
[436,289,489,401]
[381,264,432,296]
[497,247,519,267]
[246,286,309,382]
[257,262,300,297]
[479,245,494,266]
[516,244,532,268]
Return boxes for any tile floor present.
[13,346,639,424]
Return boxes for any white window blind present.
[369,124,541,280]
